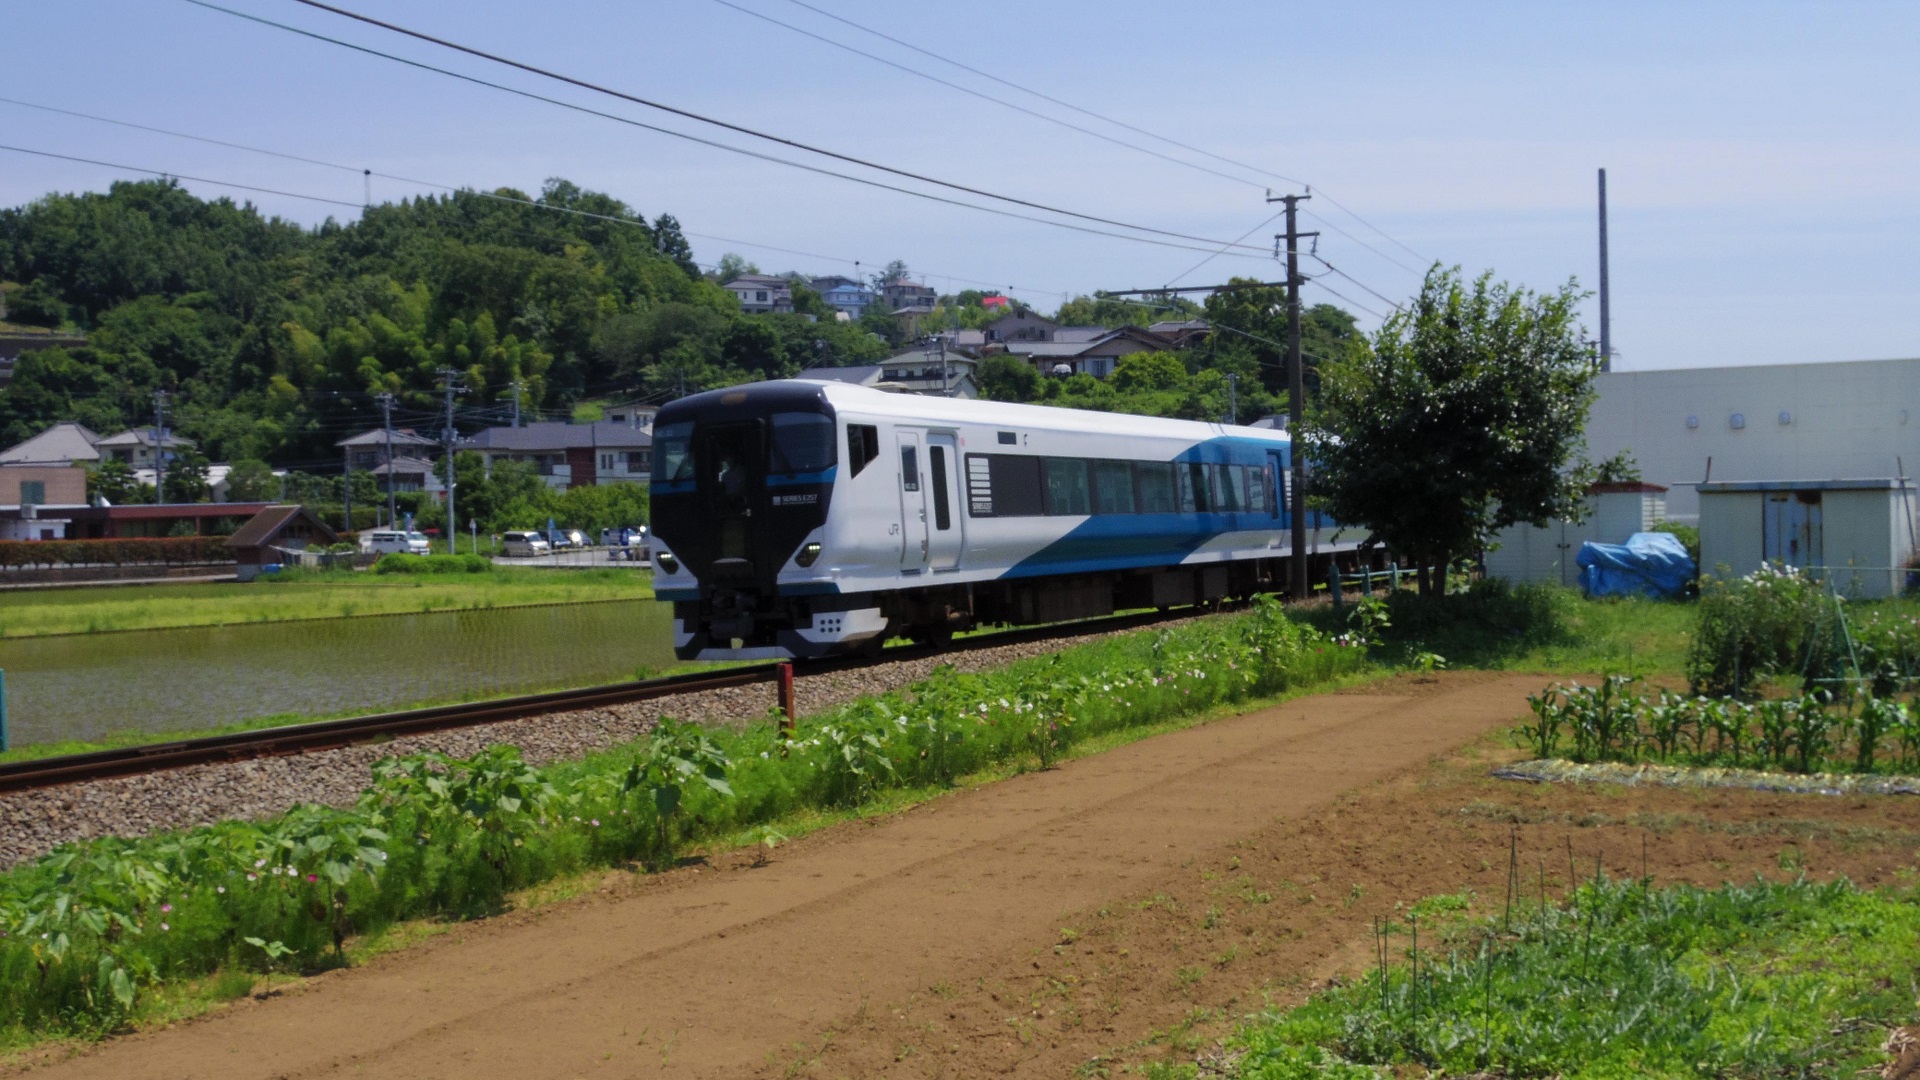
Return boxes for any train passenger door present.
[1268,450,1290,530]
[926,433,962,571]
[896,430,929,571]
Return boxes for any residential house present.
[1008,326,1170,379]
[1147,319,1212,349]
[724,274,795,314]
[600,401,659,430]
[335,427,445,497]
[0,465,88,540]
[226,505,339,582]
[464,422,652,492]
[797,355,979,399]
[95,427,194,470]
[980,310,1058,344]
[807,276,876,318]
[880,275,938,313]
[0,421,104,467]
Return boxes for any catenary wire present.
[0,94,1070,302]
[0,144,364,209]
[776,0,1431,264]
[1163,211,1284,289]
[706,0,1265,192]
[238,0,1277,256]
[1308,255,1406,314]
[177,0,1275,261]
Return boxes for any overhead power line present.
[179,1,1278,261]
[0,95,1067,302]
[0,143,364,209]
[215,0,1274,257]
[775,0,1432,265]
[707,0,1264,193]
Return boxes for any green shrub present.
[372,553,491,575]
[1226,877,1920,1079]
[1648,521,1700,568]
[1688,564,1847,697]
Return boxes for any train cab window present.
[769,413,836,475]
[900,445,920,491]
[1178,462,1211,513]
[847,424,880,476]
[1135,462,1177,514]
[652,423,694,482]
[1043,458,1092,516]
[1093,460,1135,514]
[929,446,952,530]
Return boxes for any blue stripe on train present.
[1000,511,1273,579]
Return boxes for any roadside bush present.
[0,537,230,571]
[372,553,491,575]
[1688,564,1846,696]
[0,601,1366,1039]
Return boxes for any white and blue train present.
[648,379,1352,662]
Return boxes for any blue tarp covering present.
[1576,531,1695,599]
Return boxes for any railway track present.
[0,607,1197,795]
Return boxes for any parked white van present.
[501,530,552,557]
[365,530,432,555]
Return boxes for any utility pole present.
[342,439,353,532]
[1267,191,1318,601]
[1597,168,1612,372]
[151,389,169,503]
[376,391,396,528]
[437,369,467,555]
[499,379,523,428]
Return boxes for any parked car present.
[543,527,574,550]
[364,530,431,555]
[501,530,552,557]
[562,528,589,548]
[602,524,650,561]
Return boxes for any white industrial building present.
[1484,483,1668,587]
[1584,356,1920,523]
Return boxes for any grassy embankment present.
[0,566,653,639]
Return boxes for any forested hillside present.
[0,178,889,467]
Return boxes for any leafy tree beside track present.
[1306,267,1599,595]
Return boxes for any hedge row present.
[0,537,233,570]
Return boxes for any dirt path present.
[15,673,1546,1080]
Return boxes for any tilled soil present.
[0,628,1147,868]
[7,668,1543,1068]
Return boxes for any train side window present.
[929,445,952,530]
[847,424,880,476]
[900,445,920,492]
[1178,462,1210,513]
[1135,462,1177,514]
[979,454,1043,516]
[1248,464,1272,515]
[1093,460,1135,514]
[1215,465,1248,512]
[1043,458,1092,516]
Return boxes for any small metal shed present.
[1484,482,1669,587]
[1697,478,1918,598]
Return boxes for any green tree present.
[1304,267,1598,594]
[86,459,149,505]
[714,253,759,283]
[977,354,1040,402]
[225,458,276,502]
[162,447,213,503]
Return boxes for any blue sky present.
[4,1,1916,370]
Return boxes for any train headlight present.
[794,541,823,568]
[655,551,679,574]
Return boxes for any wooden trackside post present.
[777,661,796,737]
[0,669,9,752]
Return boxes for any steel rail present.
[0,608,1193,795]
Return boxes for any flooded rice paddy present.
[0,600,679,747]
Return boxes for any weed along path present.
[15,673,1544,1080]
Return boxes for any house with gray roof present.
[1008,326,1171,379]
[464,422,651,491]
[95,427,194,470]
[724,274,795,314]
[0,421,104,467]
